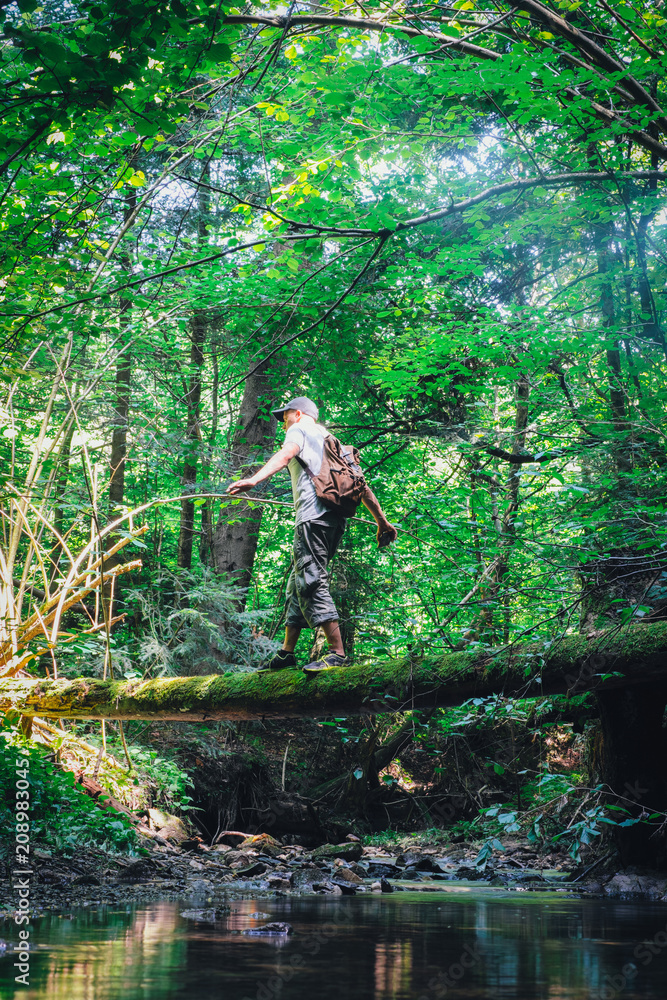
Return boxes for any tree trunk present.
[498,373,530,642]
[472,374,530,642]
[633,86,667,360]
[109,182,137,517]
[309,715,424,808]
[595,220,632,473]
[3,621,667,720]
[596,684,667,867]
[106,187,136,619]
[210,359,279,596]
[48,423,74,586]
[177,164,210,569]
[198,346,220,564]
[109,332,131,513]
[177,308,206,569]
[579,551,667,634]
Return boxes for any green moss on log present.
[2,622,667,721]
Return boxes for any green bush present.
[107,738,195,813]
[0,729,139,855]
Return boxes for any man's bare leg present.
[283,625,301,653]
[284,622,343,655]
[321,620,344,656]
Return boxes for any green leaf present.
[206,43,232,61]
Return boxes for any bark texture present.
[177,163,210,569]
[211,360,279,595]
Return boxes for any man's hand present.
[377,521,398,548]
[226,478,257,495]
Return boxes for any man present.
[226,395,397,672]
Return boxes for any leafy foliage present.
[57,567,279,678]
[0,728,138,854]
[2,2,667,678]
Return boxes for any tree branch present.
[481,445,564,464]
[5,171,666,333]
[215,11,667,158]
[509,0,666,127]
[221,12,501,61]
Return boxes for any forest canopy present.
[1,0,667,682]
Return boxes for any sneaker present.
[257,650,298,672]
[302,652,350,674]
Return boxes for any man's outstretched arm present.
[226,442,300,495]
[361,486,398,547]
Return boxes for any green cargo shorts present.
[285,512,346,629]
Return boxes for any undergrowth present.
[0,727,139,855]
[58,567,278,678]
[59,723,197,816]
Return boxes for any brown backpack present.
[298,435,367,517]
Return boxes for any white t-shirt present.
[284,421,330,525]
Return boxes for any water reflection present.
[374,939,412,997]
[2,891,667,999]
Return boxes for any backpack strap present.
[293,430,331,477]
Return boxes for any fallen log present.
[73,770,140,825]
[1,622,666,721]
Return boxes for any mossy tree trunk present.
[2,623,667,721]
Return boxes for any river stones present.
[118,859,158,882]
[311,842,363,862]
[266,876,292,890]
[149,810,190,845]
[244,922,293,936]
[395,853,440,872]
[365,862,403,878]
[73,874,102,886]
[240,834,282,850]
[312,881,343,895]
[226,850,257,866]
[453,866,492,881]
[604,874,667,898]
[330,880,358,895]
[291,866,322,890]
[332,867,363,885]
[398,868,424,881]
[233,862,268,878]
[255,845,285,859]
[186,878,214,895]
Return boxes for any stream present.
[2,889,667,999]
